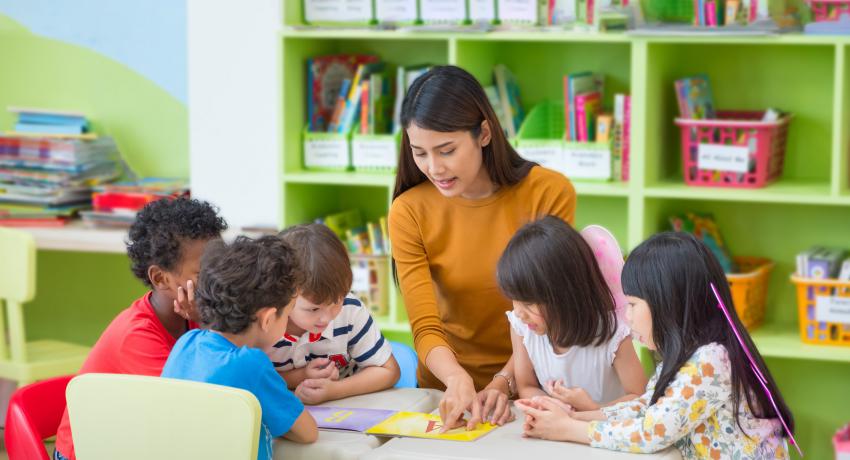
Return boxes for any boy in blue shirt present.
[162,235,317,460]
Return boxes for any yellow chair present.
[66,373,261,460]
[0,227,90,385]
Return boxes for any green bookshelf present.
[282,5,850,458]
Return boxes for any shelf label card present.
[815,296,850,324]
[698,143,749,173]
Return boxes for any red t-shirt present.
[54,292,196,459]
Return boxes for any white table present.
[361,406,683,460]
[274,387,443,460]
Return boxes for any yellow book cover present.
[365,411,496,442]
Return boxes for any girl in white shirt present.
[496,216,647,410]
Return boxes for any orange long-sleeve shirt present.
[389,166,576,390]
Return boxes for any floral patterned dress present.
[588,343,789,459]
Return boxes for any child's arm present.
[511,328,547,399]
[295,355,400,404]
[280,358,339,390]
[606,337,649,406]
[283,409,318,444]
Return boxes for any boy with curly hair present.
[54,197,228,460]
[162,235,318,459]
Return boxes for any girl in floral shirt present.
[516,232,794,460]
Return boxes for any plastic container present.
[791,275,850,346]
[351,129,400,172]
[726,256,775,330]
[835,423,850,460]
[675,111,792,189]
[807,0,850,21]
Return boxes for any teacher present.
[388,66,576,431]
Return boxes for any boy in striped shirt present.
[267,223,400,404]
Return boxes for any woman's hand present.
[439,372,477,432]
[473,378,514,426]
[545,380,599,411]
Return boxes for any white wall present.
[187,0,282,229]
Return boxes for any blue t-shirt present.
[162,329,304,460]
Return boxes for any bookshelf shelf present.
[279,8,850,456]
[643,180,844,205]
[283,171,396,188]
[751,322,850,363]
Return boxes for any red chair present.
[5,375,74,460]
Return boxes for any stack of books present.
[7,107,93,138]
[81,178,189,228]
[0,135,122,227]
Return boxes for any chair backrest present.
[5,375,74,460]
[66,373,261,460]
[388,341,418,388]
[0,227,36,303]
[0,227,37,363]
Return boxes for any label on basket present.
[498,0,538,23]
[305,0,372,23]
[815,296,850,324]
[352,138,397,168]
[376,0,418,22]
[305,138,349,168]
[564,146,611,180]
[697,144,749,173]
[351,265,371,292]
[420,0,467,22]
[517,146,564,172]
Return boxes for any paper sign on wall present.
[697,144,749,173]
[815,296,850,324]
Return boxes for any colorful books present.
[493,64,525,139]
[674,75,716,120]
[366,411,497,441]
[564,72,604,141]
[307,54,379,132]
[392,64,432,133]
[306,406,396,432]
[575,91,601,142]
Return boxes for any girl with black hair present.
[517,232,793,459]
[496,216,647,411]
[389,65,577,431]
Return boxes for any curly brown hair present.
[196,235,302,333]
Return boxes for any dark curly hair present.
[126,197,228,288]
[196,235,302,334]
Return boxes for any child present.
[54,197,227,460]
[267,223,400,404]
[496,216,647,411]
[517,232,793,460]
[161,235,317,460]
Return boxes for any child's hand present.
[531,395,573,415]
[295,378,336,405]
[515,397,572,441]
[173,280,200,323]
[305,358,339,381]
[545,380,599,411]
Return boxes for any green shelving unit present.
[282,5,850,458]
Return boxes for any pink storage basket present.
[675,111,792,189]
[836,423,850,460]
[808,0,850,21]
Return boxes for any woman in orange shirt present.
[389,65,577,431]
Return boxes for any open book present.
[306,406,497,442]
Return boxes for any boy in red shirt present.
[53,197,227,460]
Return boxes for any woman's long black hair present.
[623,232,793,436]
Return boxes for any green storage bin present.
[303,0,375,25]
[515,101,567,172]
[303,128,352,171]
